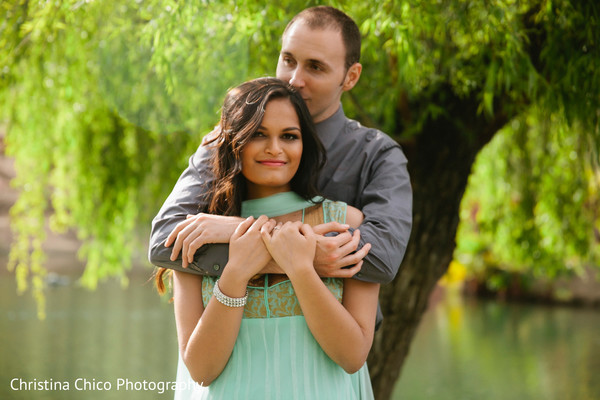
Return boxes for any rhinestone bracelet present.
[213,279,248,307]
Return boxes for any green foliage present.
[0,0,300,317]
[351,0,540,135]
[1,0,599,317]
[97,1,252,134]
[0,0,243,317]
[455,108,600,284]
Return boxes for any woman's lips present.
[258,160,286,166]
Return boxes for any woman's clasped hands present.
[225,215,274,282]
[262,221,317,278]
[226,215,317,282]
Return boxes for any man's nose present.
[289,68,305,88]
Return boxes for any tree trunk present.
[368,89,508,399]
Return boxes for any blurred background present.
[1,1,599,399]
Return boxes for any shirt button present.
[213,264,220,271]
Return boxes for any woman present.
[158,78,379,399]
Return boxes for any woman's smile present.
[257,159,287,166]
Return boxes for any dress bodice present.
[202,276,343,318]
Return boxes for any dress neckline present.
[241,192,322,218]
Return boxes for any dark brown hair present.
[283,6,361,70]
[204,77,325,216]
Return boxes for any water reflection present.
[0,273,179,400]
[393,289,600,400]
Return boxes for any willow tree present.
[1,1,598,399]
[455,109,600,291]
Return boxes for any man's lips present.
[258,160,287,166]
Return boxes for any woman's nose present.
[265,138,282,155]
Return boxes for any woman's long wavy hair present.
[155,77,326,295]
[205,77,325,216]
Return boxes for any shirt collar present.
[315,104,346,150]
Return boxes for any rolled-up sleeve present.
[355,144,412,284]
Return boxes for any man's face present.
[276,22,352,123]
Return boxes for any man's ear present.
[342,63,362,91]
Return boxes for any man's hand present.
[312,222,372,278]
[165,213,244,268]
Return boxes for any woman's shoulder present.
[321,199,363,228]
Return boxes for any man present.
[149,6,411,303]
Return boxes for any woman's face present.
[241,97,303,199]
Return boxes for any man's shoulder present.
[343,117,399,150]
[189,140,218,173]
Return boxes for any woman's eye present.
[252,131,266,138]
[282,133,299,140]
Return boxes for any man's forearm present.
[353,251,398,284]
[188,243,229,275]
[354,209,412,284]
[352,146,413,284]
[149,214,230,276]
[149,237,229,276]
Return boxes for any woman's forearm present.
[183,300,243,385]
[287,268,378,373]
[175,270,249,386]
[180,216,275,384]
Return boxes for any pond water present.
[1,273,179,400]
[1,274,599,399]
[393,290,600,400]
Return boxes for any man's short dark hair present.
[284,6,361,70]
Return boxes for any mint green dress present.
[174,192,374,400]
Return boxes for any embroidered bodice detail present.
[321,199,347,224]
[202,199,347,318]
[202,276,342,319]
